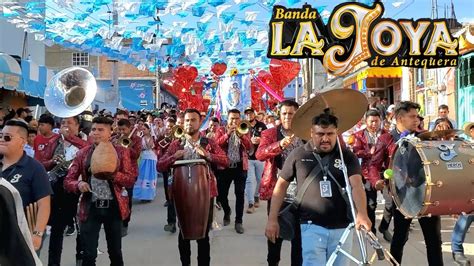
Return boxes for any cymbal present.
[291,88,368,140]
[417,129,462,140]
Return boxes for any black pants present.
[266,200,302,266]
[123,187,134,228]
[364,182,377,234]
[178,200,213,266]
[167,199,176,224]
[390,209,443,265]
[217,165,247,223]
[378,186,393,232]
[80,200,124,266]
[163,172,170,202]
[48,188,79,266]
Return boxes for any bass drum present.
[171,159,210,240]
[390,139,474,218]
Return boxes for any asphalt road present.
[39,180,471,265]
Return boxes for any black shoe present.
[164,223,176,233]
[223,215,230,226]
[121,226,128,237]
[76,259,83,266]
[235,223,244,234]
[65,225,76,236]
[453,252,471,265]
[379,229,392,242]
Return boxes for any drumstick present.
[26,204,34,232]
[33,202,38,227]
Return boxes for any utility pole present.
[110,0,120,109]
[154,13,161,110]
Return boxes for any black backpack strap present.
[293,164,322,208]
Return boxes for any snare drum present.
[171,159,210,240]
[390,139,474,218]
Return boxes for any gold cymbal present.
[417,129,462,140]
[291,88,368,140]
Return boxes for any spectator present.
[24,128,36,158]
[429,104,457,130]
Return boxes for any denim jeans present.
[452,214,474,253]
[300,224,353,266]
[245,160,264,204]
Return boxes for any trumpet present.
[236,120,251,136]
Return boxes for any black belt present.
[228,162,242,169]
[94,199,112,208]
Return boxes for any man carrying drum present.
[158,108,229,266]
[370,101,443,265]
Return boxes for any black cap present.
[244,107,255,114]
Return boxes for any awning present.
[21,59,54,98]
[343,67,402,87]
[0,53,21,91]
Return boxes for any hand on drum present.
[374,180,385,191]
[195,146,210,160]
[173,150,186,160]
[265,220,280,244]
[355,213,372,232]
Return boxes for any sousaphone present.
[44,67,117,179]
[44,67,97,117]
[291,82,368,140]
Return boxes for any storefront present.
[343,67,402,104]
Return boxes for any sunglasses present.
[0,133,20,142]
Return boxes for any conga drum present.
[171,159,210,240]
[390,138,474,218]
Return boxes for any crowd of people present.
[0,99,473,266]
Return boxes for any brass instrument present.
[44,66,118,180]
[44,67,97,117]
[237,120,251,136]
[117,126,140,148]
[172,125,185,139]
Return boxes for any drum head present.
[173,159,207,166]
[391,140,427,218]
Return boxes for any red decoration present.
[211,62,227,76]
[269,59,301,90]
[174,65,198,91]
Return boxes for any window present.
[72,52,89,67]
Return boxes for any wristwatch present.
[32,230,44,237]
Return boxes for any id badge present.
[320,181,332,198]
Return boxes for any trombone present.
[117,126,143,148]
[171,125,185,139]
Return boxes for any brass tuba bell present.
[44,67,97,117]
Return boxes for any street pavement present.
[39,180,473,265]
